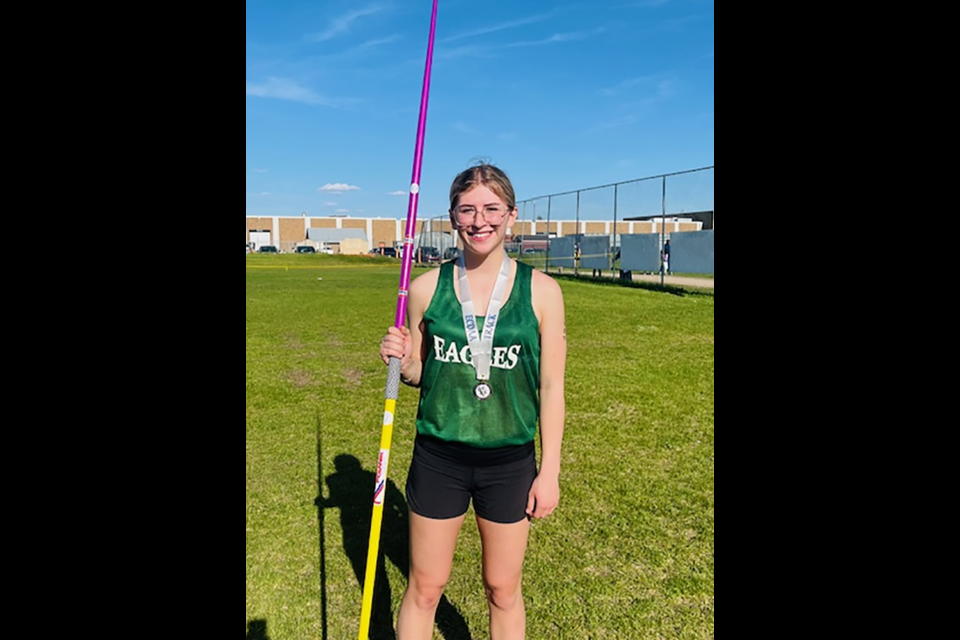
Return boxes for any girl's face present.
[450,185,517,256]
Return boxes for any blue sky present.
[246,0,714,221]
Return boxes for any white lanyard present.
[457,251,511,390]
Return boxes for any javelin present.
[357,1,438,638]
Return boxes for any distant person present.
[661,239,671,275]
[379,161,566,639]
[574,243,581,270]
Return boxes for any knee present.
[406,575,446,612]
[483,579,522,612]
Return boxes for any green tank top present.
[416,259,540,448]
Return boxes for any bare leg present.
[477,516,531,640]
[396,511,466,640]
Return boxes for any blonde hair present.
[448,162,516,211]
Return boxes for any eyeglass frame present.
[449,203,515,226]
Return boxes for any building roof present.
[623,210,713,229]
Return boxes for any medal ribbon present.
[457,250,511,382]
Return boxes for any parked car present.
[522,248,546,255]
[257,245,279,253]
[443,246,462,261]
[419,246,441,263]
[370,247,398,258]
[295,245,316,254]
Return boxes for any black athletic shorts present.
[406,434,537,524]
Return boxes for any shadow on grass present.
[246,619,270,639]
[315,444,473,639]
[551,271,714,297]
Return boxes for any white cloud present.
[601,75,654,97]
[588,114,638,133]
[600,74,677,100]
[452,121,480,135]
[388,190,407,196]
[360,35,401,48]
[319,183,361,193]
[246,77,334,106]
[442,15,550,42]
[506,27,604,48]
[656,78,678,98]
[307,5,385,42]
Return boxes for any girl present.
[380,162,566,639]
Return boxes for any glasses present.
[452,204,511,226]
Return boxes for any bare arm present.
[526,270,566,519]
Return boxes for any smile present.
[466,229,496,241]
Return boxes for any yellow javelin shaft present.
[357,396,396,639]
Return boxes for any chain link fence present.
[514,166,714,279]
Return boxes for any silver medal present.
[474,381,492,400]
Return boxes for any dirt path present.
[631,273,714,289]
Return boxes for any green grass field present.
[246,253,714,639]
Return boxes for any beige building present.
[246,214,705,254]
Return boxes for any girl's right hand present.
[379,325,412,366]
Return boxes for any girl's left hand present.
[525,474,559,520]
